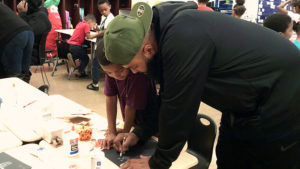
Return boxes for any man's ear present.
[143,44,154,59]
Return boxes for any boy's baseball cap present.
[104,2,153,65]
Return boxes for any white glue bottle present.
[91,142,105,169]
[65,126,79,157]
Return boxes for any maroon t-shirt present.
[104,71,156,125]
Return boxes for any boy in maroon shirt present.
[68,14,96,77]
[96,40,157,150]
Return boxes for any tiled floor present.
[29,63,222,169]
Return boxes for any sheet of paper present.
[103,139,157,166]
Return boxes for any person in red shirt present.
[68,14,96,77]
[197,0,213,11]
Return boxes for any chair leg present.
[67,53,76,67]
[66,60,70,73]
[51,58,58,76]
[39,65,50,94]
[68,67,74,80]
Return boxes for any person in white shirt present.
[87,0,115,91]
[277,0,300,41]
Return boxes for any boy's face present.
[98,3,111,17]
[101,64,129,80]
[87,20,96,29]
[281,21,293,39]
[123,44,157,74]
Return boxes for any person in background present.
[67,14,96,78]
[95,40,158,150]
[197,0,213,11]
[277,0,300,41]
[232,0,246,19]
[17,0,51,66]
[86,0,115,91]
[0,3,34,82]
[293,21,300,49]
[263,13,294,39]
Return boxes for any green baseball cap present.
[104,2,153,65]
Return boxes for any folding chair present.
[31,31,51,94]
[187,114,217,169]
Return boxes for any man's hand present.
[98,132,116,150]
[17,0,28,13]
[113,133,139,152]
[120,155,151,169]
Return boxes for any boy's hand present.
[113,133,139,152]
[17,0,28,13]
[98,132,116,150]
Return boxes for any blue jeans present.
[69,44,89,74]
[92,51,101,84]
[1,30,34,76]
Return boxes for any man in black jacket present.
[17,0,51,65]
[0,3,34,82]
[104,1,300,169]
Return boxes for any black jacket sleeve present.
[148,14,215,169]
[132,94,160,142]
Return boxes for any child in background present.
[232,0,246,19]
[68,14,96,78]
[277,0,300,41]
[95,40,157,150]
[293,21,300,49]
[263,13,294,39]
[86,0,115,91]
[197,0,213,11]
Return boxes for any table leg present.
[90,41,95,76]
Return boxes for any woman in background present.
[232,0,246,19]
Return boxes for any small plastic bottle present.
[91,142,105,169]
[66,126,79,157]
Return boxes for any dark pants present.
[216,113,300,169]
[69,44,89,74]
[1,30,34,80]
[92,49,101,84]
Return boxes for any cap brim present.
[129,2,153,34]
[95,39,105,65]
